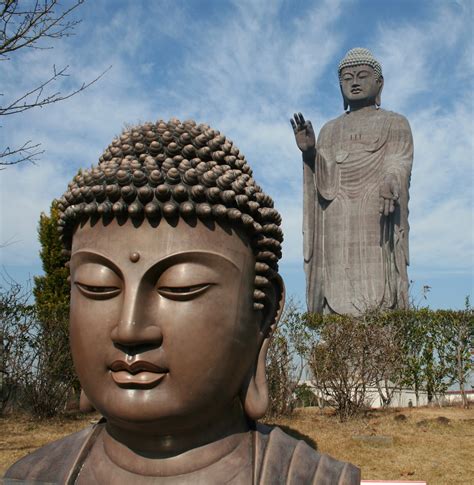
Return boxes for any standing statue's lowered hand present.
[291,112,316,155]
[379,174,400,216]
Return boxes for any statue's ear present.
[240,275,285,420]
[340,84,349,111]
[375,76,384,107]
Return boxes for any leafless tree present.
[308,314,379,421]
[0,276,35,412]
[362,314,405,408]
[0,274,75,416]
[0,0,110,168]
[266,299,314,417]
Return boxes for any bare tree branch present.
[0,0,110,168]
[0,0,84,57]
[0,64,111,116]
[0,139,43,168]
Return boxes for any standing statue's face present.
[69,219,259,432]
[340,64,382,105]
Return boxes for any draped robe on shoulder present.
[303,108,413,315]
[4,422,360,484]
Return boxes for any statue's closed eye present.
[157,283,213,301]
[75,282,121,299]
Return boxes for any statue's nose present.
[110,285,163,346]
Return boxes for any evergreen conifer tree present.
[30,200,78,416]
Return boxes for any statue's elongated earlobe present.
[340,84,349,112]
[240,276,285,420]
[376,76,384,108]
[79,389,95,413]
[241,338,271,419]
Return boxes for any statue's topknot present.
[338,47,382,82]
[57,118,283,310]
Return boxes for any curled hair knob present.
[144,200,161,219]
[132,170,147,187]
[116,169,132,186]
[196,203,212,219]
[197,146,211,160]
[194,133,207,148]
[166,167,181,184]
[180,201,195,218]
[221,190,236,205]
[149,141,163,154]
[162,201,178,218]
[227,208,242,221]
[179,132,192,145]
[84,202,98,216]
[149,170,164,186]
[134,142,146,153]
[98,201,113,215]
[112,201,127,215]
[128,201,143,217]
[156,184,171,201]
[121,185,137,202]
[255,275,270,288]
[241,213,254,228]
[211,150,225,162]
[172,184,188,202]
[182,144,196,158]
[138,186,154,203]
[212,204,227,219]
[206,187,221,203]
[105,184,121,202]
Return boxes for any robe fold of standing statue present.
[303,108,413,314]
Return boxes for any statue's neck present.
[348,103,378,114]
[102,399,250,475]
[348,98,377,112]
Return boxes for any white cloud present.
[376,1,471,112]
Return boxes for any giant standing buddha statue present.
[5,119,360,483]
[291,48,414,315]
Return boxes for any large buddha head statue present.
[338,47,384,111]
[57,118,284,455]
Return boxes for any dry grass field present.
[268,406,474,485]
[1,406,472,484]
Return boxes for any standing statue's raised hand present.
[290,112,316,154]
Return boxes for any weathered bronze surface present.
[5,119,360,483]
[292,48,413,315]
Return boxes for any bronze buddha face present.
[70,217,266,434]
[57,118,285,456]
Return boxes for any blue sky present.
[1,0,472,310]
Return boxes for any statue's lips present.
[109,360,168,387]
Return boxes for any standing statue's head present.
[338,47,384,111]
[57,118,284,451]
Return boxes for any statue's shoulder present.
[320,114,346,131]
[254,423,360,484]
[378,108,411,127]
[317,115,345,146]
[4,423,103,483]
